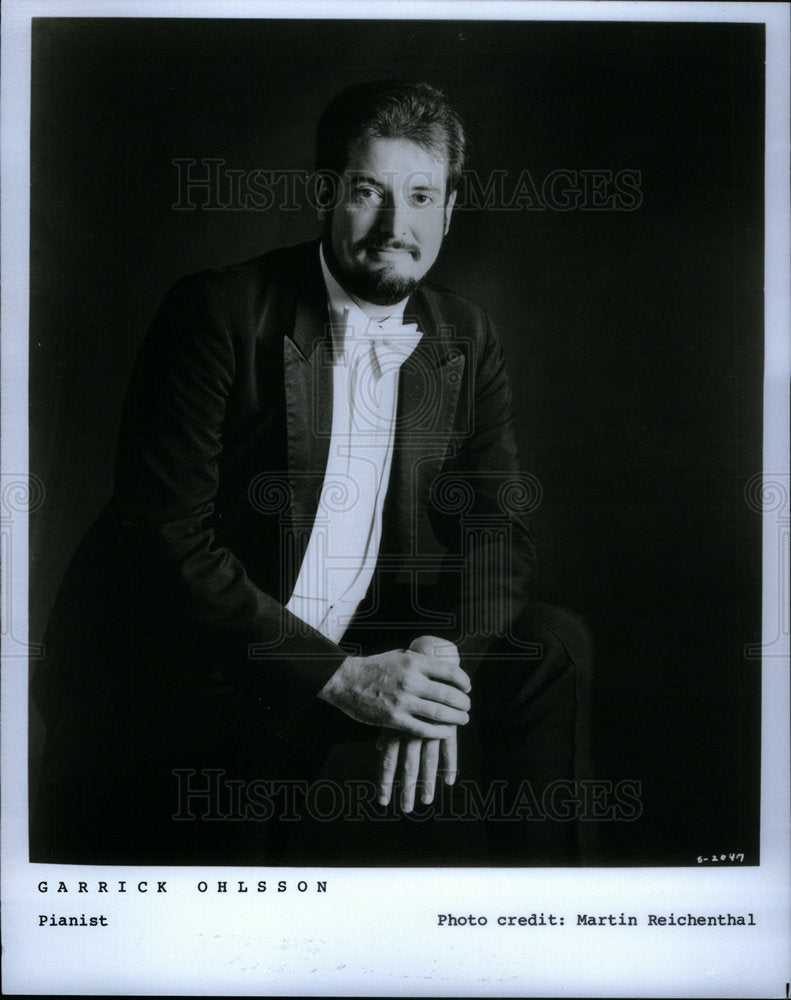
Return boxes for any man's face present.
[322,136,456,306]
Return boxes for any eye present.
[352,185,382,204]
[411,192,435,207]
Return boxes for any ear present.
[315,173,338,222]
[443,189,457,235]
[316,178,330,221]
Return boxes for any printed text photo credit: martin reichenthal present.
[28,19,764,870]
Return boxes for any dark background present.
[29,18,764,865]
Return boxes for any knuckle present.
[394,654,410,675]
[399,673,420,695]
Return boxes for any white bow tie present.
[339,306,422,378]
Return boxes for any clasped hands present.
[318,635,470,812]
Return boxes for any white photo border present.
[2,1,789,996]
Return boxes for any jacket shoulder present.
[418,278,490,318]
[179,240,317,299]
[159,240,320,342]
[413,278,494,350]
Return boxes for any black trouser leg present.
[472,602,595,865]
[253,700,374,864]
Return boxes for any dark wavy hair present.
[316,79,467,202]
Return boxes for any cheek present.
[418,217,446,254]
[333,209,363,247]
[346,216,375,251]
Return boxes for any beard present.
[322,221,428,306]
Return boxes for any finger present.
[419,738,441,805]
[409,635,460,665]
[416,677,471,713]
[410,696,469,727]
[377,734,402,806]
[375,725,395,752]
[440,729,458,785]
[388,713,456,741]
[412,654,471,694]
[399,737,422,813]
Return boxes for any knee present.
[509,603,594,673]
[474,604,594,714]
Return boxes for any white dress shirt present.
[285,245,423,643]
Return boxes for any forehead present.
[345,136,448,189]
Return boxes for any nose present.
[376,192,411,239]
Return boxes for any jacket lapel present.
[282,245,332,588]
[381,290,466,553]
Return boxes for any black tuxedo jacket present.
[34,239,535,739]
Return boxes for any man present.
[31,80,593,865]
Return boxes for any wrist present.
[317,655,358,704]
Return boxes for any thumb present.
[409,634,459,666]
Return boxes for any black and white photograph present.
[2,1,789,995]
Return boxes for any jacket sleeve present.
[114,273,347,734]
[423,310,536,675]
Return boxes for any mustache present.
[356,238,421,258]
